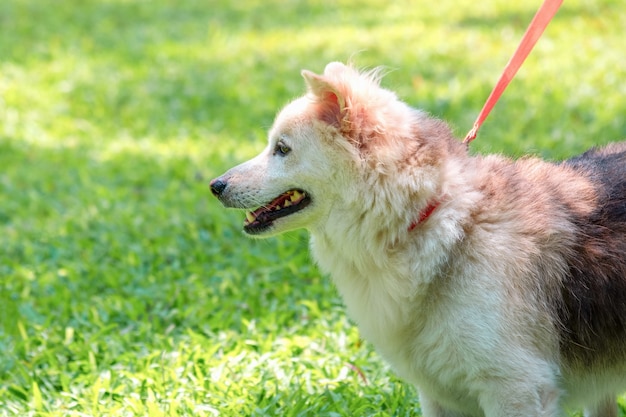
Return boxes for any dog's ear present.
[301,66,346,129]
[301,63,388,150]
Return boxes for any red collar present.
[408,198,443,232]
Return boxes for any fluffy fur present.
[210,62,626,416]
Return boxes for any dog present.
[210,62,626,416]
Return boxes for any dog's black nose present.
[210,178,227,197]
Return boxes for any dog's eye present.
[274,142,291,156]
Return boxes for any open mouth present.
[243,189,311,234]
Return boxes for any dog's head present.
[211,62,459,237]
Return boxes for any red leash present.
[463,0,564,145]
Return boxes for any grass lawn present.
[0,0,624,415]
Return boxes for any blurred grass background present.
[0,0,624,415]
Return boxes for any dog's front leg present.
[478,381,562,417]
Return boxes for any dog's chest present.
[311,237,415,340]
[310,235,446,374]
[310,234,502,412]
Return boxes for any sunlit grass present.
[0,0,624,415]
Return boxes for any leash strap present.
[463,0,563,145]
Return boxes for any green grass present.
[0,0,624,415]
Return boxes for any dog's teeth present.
[283,200,292,207]
[245,212,256,223]
[291,190,302,202]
